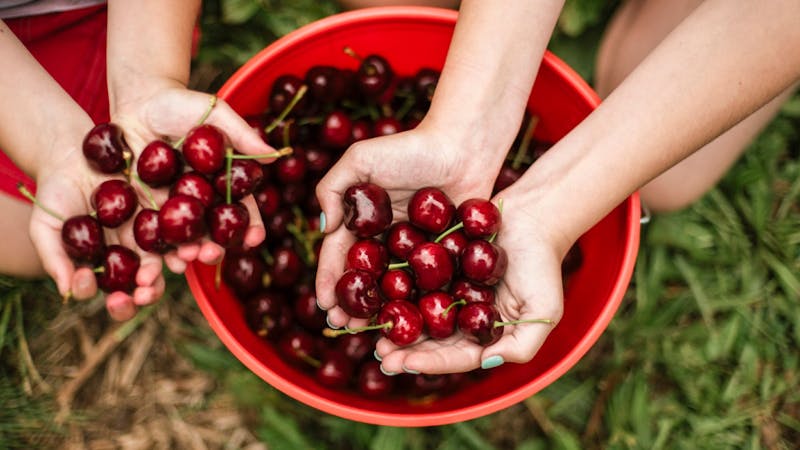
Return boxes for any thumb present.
[480,308,561,367]
[29,211,77,298]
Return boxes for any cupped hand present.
[314,125,501,329]
[373,191,565,374]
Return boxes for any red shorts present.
[0,5,109,201]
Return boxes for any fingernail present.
[316,297,328,311]
[373,350,382,362]
[326,316,340,330]
[402,365,420,375]
[379,365,397,376]
[319,212,326,233]
[481,355,504,370]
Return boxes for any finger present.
[241,195,265,248]
[28,211,76,297]
[314,225,355,310]
[324,306,351,329]
[378,335,484,375]
[106,292,137,321]
[176,242,201,261]
[135,257,163,288]
[70,267,98,300]
[197,241,224,265]
[164,252,188,273]
[314,150,363,235]
[133,274,166,306]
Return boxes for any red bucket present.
[186,6,640,427]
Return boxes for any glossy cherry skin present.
[357,360,395,397]
[372,117,403,137]
[182,124,226,175]
[450,278,496,304]
[457,301,502,346]
[418,291,457,339]
[320,110,353,149]
[460,240,508,286]
[207,202,250,248]
[384,221,427,260]
[96,245,141,294]
[133,208,169,254]
[303,146,334,175]
[82,122,129,174]
[356,54,393,98]
[493,162,524,193]
[222,250,266,296]
[278,329,318,367]
[158,195,206,245]
[438,229,469,260]
[253,183,281,217]
[269,246,303,288]
[244,290,289,340]
[335,269,382,319]
[315,350,354,388]
[379,269,415,301]
[407,242,454,292]
[62,214,105,264]
[342,182,393,238]
[305,65,347,104]
[457,198,501,239]
[408,187,455,234]
[294,288,327,331]
[269,74,309,115]
[335,332,376,362]
[213,159,264,201]
[274,149,307,184]
[345,238,389,278]
[414,67,439,103]
[377,299,423,346]
[91,179,138,228]
[137,140,182,187]
[170,172,216,208]
[350,120,373,143]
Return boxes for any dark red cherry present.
[274,148,307,184]
[253,183,281,217]
[408,187,455,234]
[213,159,264,201]
[294,288,326,331]
[457,198,501,239]
[450,278,496,304]
[358,360,395,397]
[335,332,376,362]
[269,246,303,288]
[133,208,169,254]
[315,350,354,388]
[372,117,403,137]
[350,120,373,143]
[269,74,308,116]
[222,250,266,296]
[62,214,105,264]
[91,179,138,228]
[170,172,216,208]
[266,209,293,240]
[418,291,457,339]
[379,269,415,301]
[356,54,393,99]
[335,269,382,319]
[345,238,389,278]
[96,245,140,294]
[460,240,508,286]
[376,299,423,346]
[303,147,334,175]
[305,65,347,104]
[158,194,206,245]
[407,242,454,292]
[182,124,226,175]
[494,162,524,193]
[280,182,309,206]
[278,329,318,367]
[438,229,469,260]
[264,115,298,148]
[320,110,353,149]
[244,290,289,340]
[457,302,502,346]
[385,221,427,260]
[342,182,393,238]
[414,67,439,103]
[137,140,182,187]
[207,202,250,248]
[82,122,130,174]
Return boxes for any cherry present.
[82,122,130,174]
[280,182,309,206]
[278,329,318,367]
[96,245,140,294]
[460,240,507,286]
[266,209,293,240]
[437,228,469,260]
[345,238,389,278]
[222,249,266,296]
[182,124,226,175]
[320,110,353,149]
[450,278,496,304]
[253,183,281,217]
[315,350,354,388]
[264,115,298,148]
[414,67,439,103]
[334,269,382,319]
[379,269,415,301]
[407,242,454,292]
[457,301,502,346]
[372,117,403,137]
[294,288,327,331]
[274,149,307,184]
[213,158,264,201]
[351,51,393,99]
[357,361,395,397]
[269,74,309,115]
[91,179,138,228]
[385,221,427,260]
[335,332,376,362]
[170,172,216,208]
[408,187,455,234]
[375,299,423,346]
[562,243,583,277]
[62,215,105,264]
[494,162,523,193]
[303,146,334,175]
[350,120,373,143]
[305,65,347,104]
[457,198,501,239]
[418,291,457,339]
[207,202,250,248]
[137,140,182,187]
[342,182,393,238]
[158,194,206,245]
[133,208,169,254]
[244,290,290,340]
[268,246,303,288]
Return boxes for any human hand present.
[314,125,504,329]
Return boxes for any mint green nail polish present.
[373,350,382,362]
[379,365,397,376]
[481,355,504,370]
[402,365,420,375]
[319,212,326,233]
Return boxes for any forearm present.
[422,0,564,169]
[0,20,92,179]
[509,0,800,250]
[106,0,201,116]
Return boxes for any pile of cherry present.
[215,47,582,400]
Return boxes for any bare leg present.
[0,194,46,278]
[595,0,796,212]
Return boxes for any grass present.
[2,0,799,448]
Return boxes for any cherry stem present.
[511,115,539,171]
[228,147,293,160]
[16,183,65,222]
[214,261,222,291]
[441,299,466,319]
[323,321,392,338]
[93,267,105,274]
[342,46,363,62]
[394,94,416,121]
[225,148,233,204]
[494,318,555,328]
[132,173,159,210]
[265,85,308,134]
[298,352,321,368]
[488,198,504,243]
[173,95,218,149]
[434,221,464,243]
[387,261,409,270]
